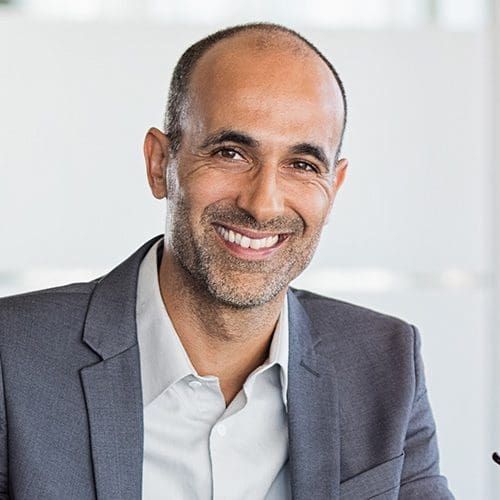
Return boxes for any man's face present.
[151,35,347,308]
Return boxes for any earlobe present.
[144,127,170,200]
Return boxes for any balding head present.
[145,23,349,308]
[164,23,347,159]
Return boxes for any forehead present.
[184,33,344,149]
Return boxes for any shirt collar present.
[136,240,289,408]
[136,241,196,406]
[266,295,289,407]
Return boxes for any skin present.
[144,32,348,404]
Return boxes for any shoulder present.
[291,288,420,412]
[0,280,97,312]
[0,280,98,347]
[292,287,412,331]
[290,287,416,353]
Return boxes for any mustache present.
[203,205,304,234]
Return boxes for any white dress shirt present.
[136,241,291,499]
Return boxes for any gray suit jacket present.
[0,236,454,499]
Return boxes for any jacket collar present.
[287,289,341,500]
[82,235,163,359]
[80,236,163,499]
[80,236,340,499]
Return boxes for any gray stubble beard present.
[165,196,322,309]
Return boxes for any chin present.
[206,281,286,309]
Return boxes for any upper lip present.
[213,222,290,239]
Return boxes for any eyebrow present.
[200,129,331,171]
[289,143,330,171]
[200,130,260,149]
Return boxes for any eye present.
[214,147,245,161]
[291,160,320,174]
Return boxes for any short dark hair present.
[164,22,347,160]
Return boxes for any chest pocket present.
[339,452,404,499]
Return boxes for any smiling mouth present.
[213,223,290,254]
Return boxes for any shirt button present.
[215,424,226,437]
[189,380,203,390]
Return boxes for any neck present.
[158,250,286,404]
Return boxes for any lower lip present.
[214,228,287,260]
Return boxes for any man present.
[0,23,454,499]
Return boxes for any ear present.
[333,158,348,192]
[144,127,170,199]
[325,157,348,223]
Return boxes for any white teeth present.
[249,238,261,250]
[217,225,280,250]
[267,235,279,247]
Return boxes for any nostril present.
[235,186,285,224]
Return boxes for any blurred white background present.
[0,0,498,497]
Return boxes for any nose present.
[235,164,285,223]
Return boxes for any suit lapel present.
[77,236,340,498]
[287,289,341,500]
[80,236,162,499]
[80,348,143,499]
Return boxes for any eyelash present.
[213,147,244,160]
[212,147,320,174]
[291,160,320,174]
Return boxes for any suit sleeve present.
[0,352,8,498]
[398,325,455,499]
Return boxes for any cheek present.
[178,171,241,232]
[183,170,241,206]
[179,164,333,228]
[287,183,333,231]
[298,204,330,235]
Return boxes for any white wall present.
[0,14,493,498]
